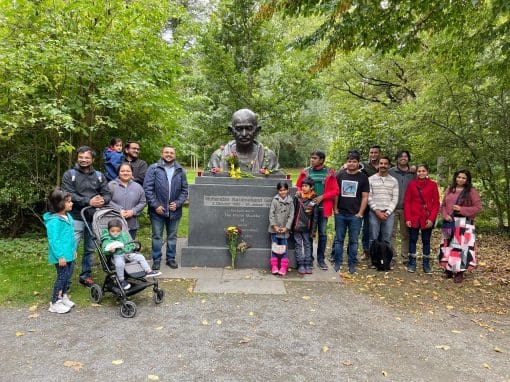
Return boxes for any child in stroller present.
[101,218,161,290]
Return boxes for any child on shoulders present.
[101,218,161,290]
[44,188,77,314]
[103,137,124,182]
[293,177,319,275]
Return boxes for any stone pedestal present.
[181,176,296,268]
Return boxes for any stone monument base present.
[181,176,296,269]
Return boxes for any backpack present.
[370,240,394,271]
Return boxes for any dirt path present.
[1,281,508,381]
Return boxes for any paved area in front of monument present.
[159,239,340,295]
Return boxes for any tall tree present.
[0,0,187,235]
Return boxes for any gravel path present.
[1,281,508,381]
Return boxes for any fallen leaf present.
[309,321,316,326]
[302,296,311,300]
[29,305,38,312]
[91,303,101,307]
[446,305,454,310]
[15,331,24,337]
[382,370,388,376]
[451,330,462,334]
[342,360,353,366]
[473,279,481,286]
[322,345,329,353]
[33,291,39,296]
[494,347,504,353]
[248,311,255,316]
[216,320,222,325]
[28,313,39,319]
[187,286,193,293]
[435,345,450,351]
[201,320,209,326]
[239,337,251,344]
[148,375,160,381]
[483,362,490,369]
[111,359,123,365]
[63,360,84,372]
[155,326,163,330]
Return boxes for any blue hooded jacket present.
[43,212,77,264]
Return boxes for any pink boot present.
[270,257,279,275]
[278,258,289,276]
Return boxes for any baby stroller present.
[81,206,165,318]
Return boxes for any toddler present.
[101,219,161,290]
[103,137,124,182]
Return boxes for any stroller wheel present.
[153,288,165,304]
[89,284,103,303]
[120,301,137,318]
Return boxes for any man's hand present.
[155,206,165,215]
[58,258,67,267]
[89,195,105,208]
[375,209,389,221]
[169,202,177,212]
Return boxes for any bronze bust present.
[207,109,281,174]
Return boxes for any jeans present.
[312,206,328,264]
[73,219,96,280]
[408,227,433,256]
[52,261,74,303]
[294,231,312,266]
[333,214,363,267]
[129,229,138,240]
[150,212,180,263]
[369,210,395,248]
[392,208,409,257]
[362,212,370,252]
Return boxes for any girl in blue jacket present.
[43,188,77,314]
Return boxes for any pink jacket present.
[440,188,481,220]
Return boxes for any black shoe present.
[152,260,161,271]
[166,259,178,269]
[318,261,328,270]
[79,277,94,287]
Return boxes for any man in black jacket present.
[123,140,148,185]
[61,146,111,287]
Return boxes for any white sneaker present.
[49,300,71,314]
[61,294,75,308]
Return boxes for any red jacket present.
[403,178,440,229]
[296,166,339,217]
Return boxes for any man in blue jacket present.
[143,146,188,270]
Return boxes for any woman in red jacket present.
[403,164,440,273]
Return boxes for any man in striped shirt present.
[367,157,399,252]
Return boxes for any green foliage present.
[179,0,327,167]
[0,0,188,235]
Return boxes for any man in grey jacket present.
[388,150,415,262]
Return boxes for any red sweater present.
[403,178,440,229]
[296,166,339,217]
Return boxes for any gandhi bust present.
[207,109,280,174]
